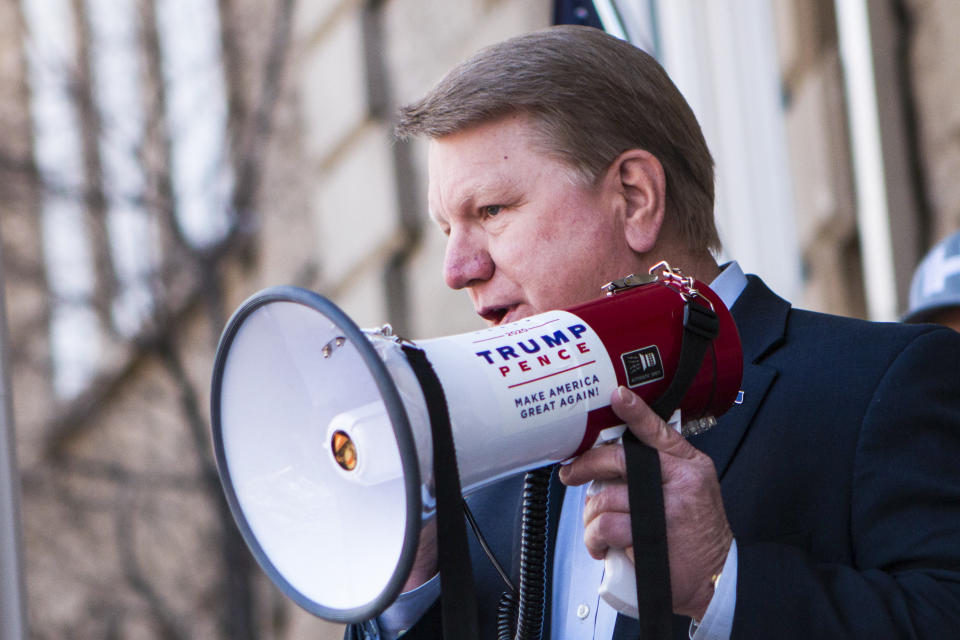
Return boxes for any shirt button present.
[576,603,590,619]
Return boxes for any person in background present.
[903,229,960,331]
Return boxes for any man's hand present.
[402,519,438,592]
[558,386,733,620]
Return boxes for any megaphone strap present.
[650,300,720,421]
[625,297,720,639]
[401,345,481,640]
[623,435,672,637]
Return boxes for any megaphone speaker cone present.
[210,287,422,622]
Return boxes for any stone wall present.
[904,0,960,244]
[774,0,865,317]
[774,0,960,317]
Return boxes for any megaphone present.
[210,263,743,624]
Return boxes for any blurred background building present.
[0,0,958,638]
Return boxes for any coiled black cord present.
[497,590,518,640]
[496,465,552,640]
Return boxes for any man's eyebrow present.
[426,200,452,227]
[429,190,476,223]
[429,176,518,224]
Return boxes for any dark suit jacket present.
[350,275,960,639]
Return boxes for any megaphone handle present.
[599,547,639,618]
[593,410,679,621]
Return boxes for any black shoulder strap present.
[402,345,479,640]
[623,299,718,639]
[650,301,720,421]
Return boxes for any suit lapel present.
[689,275,789,478]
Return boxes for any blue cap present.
[904,230,960,322]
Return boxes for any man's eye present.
[482,205,503,218]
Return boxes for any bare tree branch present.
[116,485,189,640]
[71,0,119,330]
[12,1,300,637]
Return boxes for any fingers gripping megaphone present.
[210,262,743,624]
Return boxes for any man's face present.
[428,114,646,326]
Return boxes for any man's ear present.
[608,149,666,254]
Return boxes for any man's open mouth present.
[478,306,511,325]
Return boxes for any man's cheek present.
[491,245,528,276]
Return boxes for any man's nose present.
[443,229,494,290]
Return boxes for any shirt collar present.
[710,261,748,309]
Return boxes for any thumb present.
[611,386,697,460]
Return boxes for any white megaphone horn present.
[210,262,743,624]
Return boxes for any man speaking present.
[348,25,960,640]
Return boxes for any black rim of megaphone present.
[209,285,422,623]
